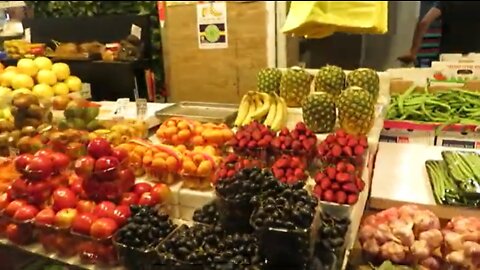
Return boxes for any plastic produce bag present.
[282,1,388,38]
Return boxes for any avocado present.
[71,118,86,130]
[58,119,71,131]
[86,119,101,131]
[83,107,100,122]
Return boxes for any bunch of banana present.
[234,91,287,131]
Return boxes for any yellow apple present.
[51,63,70,81]
[0,87,12,106]
[37,69,57,86]
[0,70,17,87]
[12,88,32,98]
[53,82,69,96]
[17,58,38,77]
[32,83,54,99]
[4,66,18,73]
[11,74,34,89]
[65,76,82,92]
[33,56,53,70]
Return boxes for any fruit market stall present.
[0,61,389,270]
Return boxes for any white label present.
[80,83,92,99]
[131,24,142,39]
[24,28,31,43]
[196,2,228,49]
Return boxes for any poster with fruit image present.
[196,2,228,49]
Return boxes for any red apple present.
[93,201,116,218]
[90,218,118,239]
[151,183,171,204]
[69,174,84,194]
[54,208,78,229]
[133,182,152,197]
[34,208,56,226]
[13,205,39,221]
[120,192,139,206]
[74,156,95,178]
[6,223,32,245]
[87,138,112,159]
[26,181,53,205]
[138,192,159,206]
[76,200,96,213]
[10,178,28,198]
[94,156,119,181]
[35,149,54,158]
[109,205,130,226]
[72,213,98,235]
[52,187,78,212]
[5,200,27,217]
[0,193,10,210]
[50,152,70,172]
[14,154,33,173]
[25,155,54,180]
[118,169,135,192]
[112,148,129,163]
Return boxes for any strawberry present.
[337,137,347,146]
[325,134,336,144]
[346,163,356,173]
[299,135,307,141]
[238,139,247,148]
[331,145,342,157]
[320,178,331,190]
[287,176,297,185]
[336,191,347,204]
[292,141,302,151]
[275,158,288,169]
[264,135,273,143]
[227,170,235,178]
[225,153,237,163]
[354,145,365,156]
[273,168,284,178]
[336,172,351,183]
[326,167,336,179]
[295,122,307,132]
[313,185,323,199]
[336,129,346,138]
[294,168,305,179]
[347,194,359,205]
[323,190,334,202]
[356,177,365,191]
[336,162,346,172]
[252,130,262,141]
[315,172,326,183]
[284,137,292,148]
[291,131,300,140]
[331,183,340,191]
[257,139,268,148]
[343,146,353,157]
[347,138,359,147]
[280,127,289,136]
[359,136,368,147]
[271,139,281,149]
[247,140,257,149]
[234,162,243,171]
[342,183,358,193]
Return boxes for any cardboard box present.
[380,120,436,145]
[164,2,269,103]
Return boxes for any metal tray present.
[155,102,238,126]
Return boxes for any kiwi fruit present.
[26,104,44,119]
[21,126,37,137]
[0,132,9,147]
[23,118,41,128]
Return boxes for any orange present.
[222,129,234,141]
[193,153,204,164]
[166,156,178,172]
[191,135,205,145]
[183,159,197,174]
[165,126,178,137]
[194,125,204,135]
[197,160,213,176]
[143,155,153,166]
[154,151,169,159]
[177,129,191,141]
[152,157,166,170]
[171,134,181,145]
[177,121,190,130]
[176,145,187,153]
[156,128,166,138]
[166,120,176,127]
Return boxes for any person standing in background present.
[398,1,480,64]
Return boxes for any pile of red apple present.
[214,153,265,183]
[271,122,317,159]
[317,129,368,166]
[313,130,368,206]
[9,150,70,205]
[75,138,135,202]
[227,121,276,158]
[271,155,308,185]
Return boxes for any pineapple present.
[302,92,336,133]
[337,86,375,135]
[257,68,282,94]
[280,67,313,107]
[346,68,380,100]
[314,65,346,96]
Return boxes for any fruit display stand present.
[370,142,480,220]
